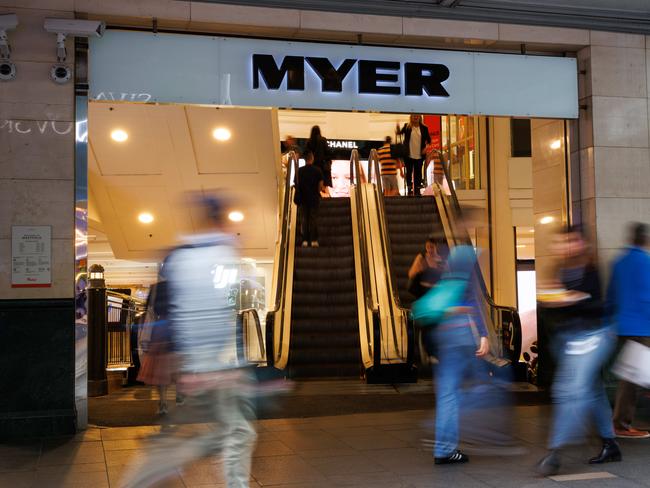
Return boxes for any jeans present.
[404,157,424,195]
[121,374,257,488]
[299,204,319,243]
[433,323,477,457]
[548,325,616,449]
[613,336,650,429]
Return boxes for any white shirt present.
[409,126,421,159]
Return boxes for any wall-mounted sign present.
[11,225,52,288]
[328,140,359,149]
[90,31,578,118]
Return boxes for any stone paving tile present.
[252,439,294,457]
[304,453,388,477]
[99,425,159,441]
[0,471,37,488]
[339,432,411,450]
[251,455,329,485]
[39,441,105,466]
[107,465,185,488]
[0,454,40,472]
[33,469,110,488]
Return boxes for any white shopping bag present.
[612,340,650,388]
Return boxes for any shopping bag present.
[411,273,468,328]
[612,340,650,388]
[391,133,409,160]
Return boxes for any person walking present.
[305,125,332,193]
[397,114,431,196]
[295,150,324,248]
[121,193,257,488]
[536,227,621,476]
[377,136,403,197]
[607,222,650,439]
[408,235,444,299]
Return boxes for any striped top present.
[377,144,398,175]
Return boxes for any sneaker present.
[310,241,319,248]
[434,450,469,465]
[301,241,308,247]
[615,427,650,438]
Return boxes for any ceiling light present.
[138,212,154,224]
[228,211,244,222]
[516,244,526,248]
[111,129,128,142]
[212,127,231,141]
[550,139,561,150]
[539,216,554,225]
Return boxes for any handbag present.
[411,271,469,328]
[612,340,650,387]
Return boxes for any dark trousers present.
[404,157,424,195]
[613,336,650,429]
[299,204,319,243]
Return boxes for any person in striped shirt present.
[377,136,403,197]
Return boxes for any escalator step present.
[290,348,361,364]
[289,364,362,378]
[292,291,358,306]
[294,257,354,271]
[294,280,356,293]
[290,318,359,332]
[292,304,358,319]
[291,332,359,348]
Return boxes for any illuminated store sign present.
[252,54,450,97]
[90,31,579,118]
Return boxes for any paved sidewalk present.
[2,405,650,487]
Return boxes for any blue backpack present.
[411,271,470,328]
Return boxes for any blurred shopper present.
[408,235,444,299]
[121,193,257,488]
[377,136,403,196]
[295,150,324,248]
[137,274,174,415]
[608,222,650,438]
[425,147,445,186]
[305,125,332,193]
[281,135,301,171]
[397,114,431,196]
[536,227,621,477]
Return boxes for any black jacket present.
[398,123,431,158]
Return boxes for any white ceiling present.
[88,102,282,285]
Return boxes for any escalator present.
[288,198,361,378]
[384,196,444,308]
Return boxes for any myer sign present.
[90,31,578,118]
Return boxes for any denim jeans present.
[433,323,478,457]
[548,324,616,449]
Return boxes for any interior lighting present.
[111,129,128,142]
[516,244,526,249]
[212,127,231,141]
[539,216,554,225]
[550,139,562,150]
[138,212,154,224]
[228,211,244,222]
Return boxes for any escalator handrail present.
[238,308,266,361]
[267,151,300,364]
[439,159,521,360]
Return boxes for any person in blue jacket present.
[607,222,650,439]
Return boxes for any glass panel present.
[441,115,481,190]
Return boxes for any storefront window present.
[441,115,480,190]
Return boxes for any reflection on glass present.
[441,115,480,190]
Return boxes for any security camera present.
[50,63,71,84]
[43,18,105,38]
[44,18,105,62]
[0,13,18,61]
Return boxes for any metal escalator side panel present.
[362,183,407,364]
[274,190,298,370]
[350,189,375,370]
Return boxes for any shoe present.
[301,241,308,247]
[157,404,168,415]
[434,450,469,465]
[615,427,650,438]
[536,450,560,477]
[589,439,622,464]
[310,241,319,248]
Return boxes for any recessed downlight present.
[228,211,244,222]
[138,212,154,224]
[111,129,128,142]
[212,127,232,141]
[540,216,554,225]
[550,139,562,150]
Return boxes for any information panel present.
[11,225,52,288]
[90,31,578,119]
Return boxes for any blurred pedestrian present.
[377,136,402,197]
[608,222,650,439]
[305,125,332,194]
[536,226,621,476]
[121,193,257,488]
[137,274,174,415]
[295,150,324,248]
[396,114,431,196]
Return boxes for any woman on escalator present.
[408,235,446,299]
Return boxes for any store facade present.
[1,0,648,436]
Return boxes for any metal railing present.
[435,164,523,365]
[106,290,146,371]
[266,151,299,369]
[236,308,266,366]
